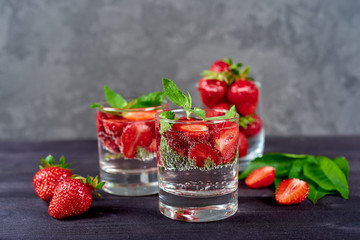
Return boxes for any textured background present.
[0,0,359,140]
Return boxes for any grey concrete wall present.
[0,0,359,140]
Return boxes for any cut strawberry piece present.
[189,143,221,168]
[210,126,239,163]
[240,114,263,138]
[245,166,275,189]
[121,123,153,158]
[102,136,120,154]
[145,138,157,153]
[275,178,309,205]
[122,110,159,121]
[164,131,190,157]
[172,123,209,143]
[103,118,128,137]
[238,132,249,158]
[96,111,108,133]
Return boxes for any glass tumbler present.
[96,104,165,196]
[155,109,239,222]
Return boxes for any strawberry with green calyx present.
[240,114,263,137]
[33,155,73,202]
[49,175,105,219]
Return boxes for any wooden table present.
[1,137,359,239]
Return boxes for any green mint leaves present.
[162,78,237,120]
[239,153,349,204]
[91,85,165,110]
[159,111,176,134]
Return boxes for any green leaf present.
[58,156,65,165]
[91,103,102,109]
[104,85,128,108]
[45,155,55,165]
[307,182,335,204]
[236,63,243,68]
[201,70,213,76]
[159,111,175,134]
[190,107,206,119]
[222,57,233,65]
[288,157,317,178]
[160,111,175,120]
[230,67,239,76]
[238,115,256,128]
[130,91,165,108]
[205,105,237,121]
[240,66,250,77]
[333,157,349,180]
[97,181,106,190]
[162,78,188,107]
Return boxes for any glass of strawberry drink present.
[198,58,265,171]
[156,79,240,222]
[94,87,166,196]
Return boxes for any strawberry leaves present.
[239,153,349,204]
[39,155,71,170]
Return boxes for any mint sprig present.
[91,85,165,110]
[239,153,349,204]
[162,78,237,120]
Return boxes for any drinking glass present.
[155,109,239,222]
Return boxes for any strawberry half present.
[103,118,128,137]
[122,110,159,121]
[33,155,73,202]
[172,123,209,143]
[189,143,221,168]
[226,79,259,115]
[102,136,120,153]
[240,114,263,138]
[245,166,275,189]
[164,131,190,157]
[96,111,108,134]
[48,176,105,219]
[197,78,227,108]
[275,178,309,205]
[238,132,249,158]
[121,123,153,158]
[210,124,239,163]
[145,138,157,153]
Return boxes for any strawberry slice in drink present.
[172,122,209,143]
[238,131,249,158]
[103,118,128,137]
[102,136,121,154]
[189,143,221,168]
[164,131,190,157]
[120,123,153,158]
[145,138,157,153]
[96,111,108,134]
[210,124,239,163]
[123,110,159,121]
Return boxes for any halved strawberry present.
[238,132,249,158]
[245,166,275,189]
[172,123,209,143]
[102,136,120,154]
[189,143,221,168]
[275,178,309,205]
[164,131,190,157]
[145,138,157,153]
[210,125,239,163]
[121,123,153,158]
[96,111,108,134]
[103,118,128,137]
[122,110,159,121]
[240,114,263,138]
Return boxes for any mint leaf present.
[307,182,336,204]
[190,107,206,119]
[159,111,175,134]
[333,157,349,180]
[104,85,128,108]
[91,103,102,109]
[130,91,165,108]
[162,78,188,106]
[205,105,237,121]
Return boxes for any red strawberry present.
[122,110,159,121]
[164,131,190,157]
[189,143,221,168]
[238,132,249,158]
[245,166,275,189]
[210,124,239,163]
[146,138,157,153]
[213,102,230,110]
[33,155,73,202]
[275,178,309,205]
[96,111,108,134]
[210,60,230,73]
[102,136,120,153]
[121,123,153,158]
[226,79,259,115]
[197,78,227,108]
[48,176,105,219]
[240,114,263,138]
[205,104,229,118]
[103,118,128,137]
[172,123,209,143]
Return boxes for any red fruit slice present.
[189,143,221,168]
[210,126,239,163]
[275,178,309,205]
[245,166,275,189]
[210,60,230,73]
[164,131,190,157]
[146,138,157,153]
[240,114,263,138]
[197,79,227,108]
[238,132,249,158]
[122,110,159,121]
[103,118,128,137]
[226,80,259,115]
[172,123,209,143]
[121,123,153,158]
[96,111,108,134]
[102,136,120,154]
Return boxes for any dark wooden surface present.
[0,136,359,240]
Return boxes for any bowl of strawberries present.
[197,58,265,171]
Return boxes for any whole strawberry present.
[33,155,73,202]
[239,114,263,138]
[197,77,228,108]
[49,175,105,219]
